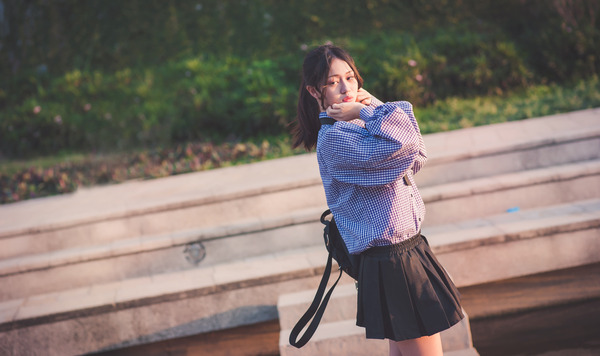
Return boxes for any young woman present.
[293,44,463,356]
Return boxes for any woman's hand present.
[326,102,365,122]
[356,88,372,106]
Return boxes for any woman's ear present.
[306,85,325,111]
[306,86,320,101]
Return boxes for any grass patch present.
[417,76,600,133]
[2,76,599,205]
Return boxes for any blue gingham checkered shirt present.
[316,98,427,254]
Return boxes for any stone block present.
[0,299,22,324]
[438,228,600,287]
[279,283,475,354]
[280,315,476,356]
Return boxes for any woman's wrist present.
[326,102,365,121]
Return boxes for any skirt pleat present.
[356,234,463,341]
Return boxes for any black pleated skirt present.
[356,234,464,341]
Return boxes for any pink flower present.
[54,115,62,124]
[84,103,92,111]
[408,59,417,67]
[415,74,423,82]
[33,106,41,114]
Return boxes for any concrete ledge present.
[0,183,328,260]
[0,154,323,240]
[3,159,598,277]
[278,284,477,353]
[279,316,477,355]
[423,108,600,165]
[1,108,597,240]
[425,199,600,254]
[422,160,600,224]
[0,108,598,355]
[0,207,326,277]
[421,159,600,203]
[0,275,328,356]
[2,198,598,332]
[0,246,328,332]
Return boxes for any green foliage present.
[1,55,299,157]
[1,26,537,157]
[0,137,304,204]
[416,76,600,133]
[2,0,597,84]
[342,27,531,105]
[3,77,599,204]
[1,0,598,159]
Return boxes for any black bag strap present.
[288,210,343,348]
[320,117,336,126]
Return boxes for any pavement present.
[1,107,599,238]
[0,107,599,355]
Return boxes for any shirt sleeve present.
[321,101,425,186]
[412,128,427,174]
[369,95,384,108]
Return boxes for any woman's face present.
[311,58,359,110]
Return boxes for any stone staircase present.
[0,108,598,355]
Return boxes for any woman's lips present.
[342,96,354,102]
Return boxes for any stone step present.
[1,198,598,355]
[278,318,479,356]
[0,182,327,260]
[2,198,598,331]
[1,108,597,259]
[278,285,477,355]
[1,170,598,300]
[0,215,325,300]
[2,151,597,271]
[278,198,600,330]
[0,109,597,355]
[0,245,328,333]
[0,259,329,356]
[422,158,600,225]
[416,108,600,187]
[427,198,600,287]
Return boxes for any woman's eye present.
[328,81,338,86]
[347,76,356,81]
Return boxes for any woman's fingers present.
[356,88,372,105]
[327,102,364,121]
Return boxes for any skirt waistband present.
[363,232,423,256]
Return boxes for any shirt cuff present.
[359,105,376,121]
[370,96,384,107]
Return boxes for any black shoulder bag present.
[288,209,360,348]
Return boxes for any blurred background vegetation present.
[1,0,599,203]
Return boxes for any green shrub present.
[342,27,531,105]
[1,26,536,158]
[3,77,599,204]
[0,56,299,157]
[416,76,600,133]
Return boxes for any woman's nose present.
[340,80,349,93]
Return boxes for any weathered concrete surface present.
[1,108,598,249]
[0,108,598,355]
[0,275,325,356]
[278,283,477,355]
[279,318,479,356]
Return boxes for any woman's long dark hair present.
[292,44,363,150]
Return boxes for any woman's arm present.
[320,101,423,186]
[324,88,384,122]
[412,128,427,174]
